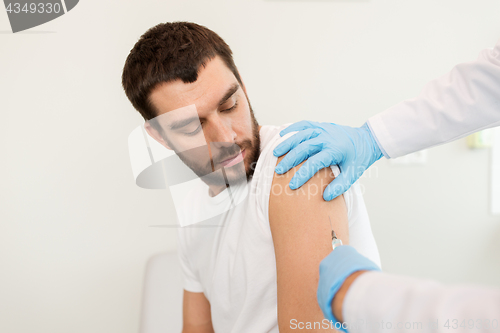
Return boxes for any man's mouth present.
[220,149,246,168]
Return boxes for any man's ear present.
[144,122,173,150]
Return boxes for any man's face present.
[146,56,260,187]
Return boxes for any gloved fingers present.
[320,245,381,272]
[289,150,334,190]
[274,137,323,175]
[273,128,321,157]
[317,245,381,322]
[322,171,353,201]
[279,120,319,137]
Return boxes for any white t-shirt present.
[176,124,381,333]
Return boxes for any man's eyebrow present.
[169,116,200,130]
[218,83,240,106]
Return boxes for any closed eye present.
[184,124,202,136]
[221,101,238,113]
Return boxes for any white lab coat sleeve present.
[343,271,500,333]
[368,39,500,158]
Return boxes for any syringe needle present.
[329,215,343,250]
[328,215,332,229]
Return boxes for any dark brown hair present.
[122,22,243,121]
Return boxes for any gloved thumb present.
[323,172,353,201]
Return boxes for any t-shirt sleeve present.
[176,229,204,293]
[345,181,382,269]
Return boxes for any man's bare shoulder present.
[268,155,349,332]
[269,156,348,232]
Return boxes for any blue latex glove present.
[273,121,384,201]
[317,245,381,332]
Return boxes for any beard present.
[168,102,260,189]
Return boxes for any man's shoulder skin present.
[269,156,349,332]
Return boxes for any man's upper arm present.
[182,290,214,333]
[178,230,213,332]
[269,157,349,332]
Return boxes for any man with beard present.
[122,22,381,332]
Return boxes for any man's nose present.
[208,116,236,144]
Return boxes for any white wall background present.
[1,0,499,332]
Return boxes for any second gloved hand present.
[273,121,383,201]
[317,245,381,331]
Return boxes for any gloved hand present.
[317,245,381,332]
[273,121,384,201]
